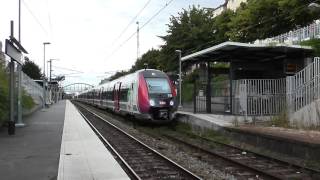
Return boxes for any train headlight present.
[170,100,174,106]
[149,99,155,106]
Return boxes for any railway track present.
[159,132,320,180]
[74,102,320,179]
[74,102,201,180]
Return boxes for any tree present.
[159,6,217,72]
[108,70,129,81]
[228,0,320,42]
[0,57,9,124]
[213,9,234,44]
[22,57,42,80]
[130,49,162,72]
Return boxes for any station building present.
[212,0,247,17]
[180,41,318,125]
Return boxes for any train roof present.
[77,69,167,96]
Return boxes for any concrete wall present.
[290,99,320,128]
[176,113,320,163]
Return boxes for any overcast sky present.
[0,0,224,86]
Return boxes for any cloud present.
[0,0,224,86]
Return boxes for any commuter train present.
[75,69,177,123]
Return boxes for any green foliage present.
[159,5,218,72]
[108,70,129,81]
[270,109,290,128]
[182,83,194,102]
[300,39,320,57]
[22,90,35,110]
[0,62,9,125]
[107,2,320,81]
[130,49,163,72]
[22,57,42,80]
[228,0,320,42]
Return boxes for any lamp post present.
[48,58,59,82]
[43,42,50,108]
[16,0,24,127]
[175,50,182,108]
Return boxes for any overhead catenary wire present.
[106,0,175,60]
[52,65,83,73]
[110,0,152,47]
[46,0,54,39]
[21,0,49,35]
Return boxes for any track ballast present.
[74,102,200,180]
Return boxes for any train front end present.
[138,70,177,123]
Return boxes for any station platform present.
[0,100,65,180]
[177,110,320,164]
[58,101,129,180]
[0,100,129,180]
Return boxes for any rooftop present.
[181,41,313,63]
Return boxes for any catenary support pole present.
[8,21,15,135]
[16,0,25,127]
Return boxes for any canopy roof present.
[181,41,313,63]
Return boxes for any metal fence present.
[255,19,320,45]
[232,57,320,116]
[21,72,45,105]
[232,78,286,116]
[286,57,320,112]
[183,80,230,114]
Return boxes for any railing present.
[232,57,320,116]
[255,20,320,45]
[232,79,286,116]
[286,57,320,112]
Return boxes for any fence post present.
[193,80,197,114]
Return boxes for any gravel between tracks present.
[77,103,237,180]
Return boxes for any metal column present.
[229,62,233,114]
[8,60,15,135]
[206,61,212,113]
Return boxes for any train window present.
[120,88,129,102]
[145,78,171,94]
[106,91,113,100]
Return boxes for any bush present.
[300,39,320,57]
[182,83,194,102]
[22,90,35,110]
[0,63,9,125]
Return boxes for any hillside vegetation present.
[107,0,320,81]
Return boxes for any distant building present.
[226,0,247,11]
[212,0,247,17]
[211,2,227,17]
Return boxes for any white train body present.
[76,69,177,123]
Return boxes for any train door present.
[117,82,122,111]
[113,84,117,111]
[100,87,104,107]
[113,83,121,111]
[128,83,134,112]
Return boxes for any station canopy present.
[181,41,313,63]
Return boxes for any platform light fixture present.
[43,42,51,108]
[175,49,182,108]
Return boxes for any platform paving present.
[57,101,129,180]
[0,100,66,180]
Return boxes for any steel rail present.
[74,102,201,180]
[163,134,320,180]
[76,104,141,180]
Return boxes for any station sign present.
[5,39,22,64]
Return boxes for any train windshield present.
[145,78,171,94]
